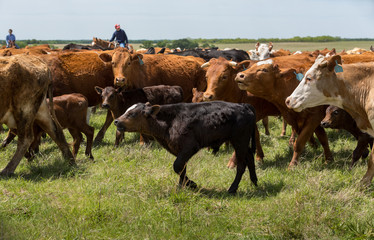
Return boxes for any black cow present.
[321,105,373,168]
[62,43,103,50]
[95,85,184,146]
[114,101,258,193]
[169,48,249,62]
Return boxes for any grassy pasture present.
[1,108,374,239]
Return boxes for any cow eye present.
[262,68,268,72]
[128,62,131,66]
[333,110,339,115]
[306,77,312,82]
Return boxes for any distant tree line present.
[1,36,373,49]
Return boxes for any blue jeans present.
[119,42,125,48]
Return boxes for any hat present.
[115,24,120,29]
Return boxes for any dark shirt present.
[110,29,128,44]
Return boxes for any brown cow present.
[200,58,281,164]
[3,94,95,160]
[94,85,184,146]
[235,57,333,168]
[321,105,373,168]
[0,55,74,175]
[98,48,207,102]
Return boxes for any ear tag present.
[138,56,144,65]
[334,60,343,73]
[294,72,304,81]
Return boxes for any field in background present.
[53,41,374,52]
[0,110,374,239]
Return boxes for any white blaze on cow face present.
[286,55,343,112]
[124,104,138,115]
[256,59,273,66]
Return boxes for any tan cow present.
[0,55,74,175]
[235,57,333,168]
[285,55,374,186]
[98,48,207,102]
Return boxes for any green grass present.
[1,109,374,239]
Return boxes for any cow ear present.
[255,42,260,51]
[268,42,273,51]
[327,55,342,72]
[143,104,160,118]
[99,53,112,62]
[236,60,252,71]
[94,86,103,95]
[192,88,197,94]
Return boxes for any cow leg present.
[288,128,297,147]
[25,125,43,162]
[1,119,34,176]
[227,147,247,194]
[314,125,333,163]
[262,117,270,135]
[81,124,94,160]
[68,128,82,158]
[281,118,287,136]
[1,129,17,148]
[173,149,198,189]
[361,145,374,187]
[94,110,113,144]
[226,124,263,168]
[115,130,124,147]
[35,102,75,165]
[351,135,371,169]
[288,124,316,168]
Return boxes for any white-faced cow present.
[285,54,374,186]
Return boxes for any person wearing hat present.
[6,29,19,49]
[109,24,128,48]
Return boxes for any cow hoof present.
[186,180,197,189]
[287,161,298,170]
[0,170,14,178]
[227,188,237,195]
[226,161,236,169]
[255,156,264,164]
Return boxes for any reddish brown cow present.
[200,58,281,164]
[0,55,74,175]
[98,48,207,102]
[321,105,373,168]
[235,57,333,167]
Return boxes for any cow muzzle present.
[114,119,126,132]
[115,77,126,87]
[203,92,214,101]
[320,120,331,128]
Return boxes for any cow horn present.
[201,62,211,68]
[229,61,237,67]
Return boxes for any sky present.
[0,0,373,41]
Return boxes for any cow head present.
[321,105,346,129]
[285,55,343,112]
[201,57,239,101]
[235,59,295,98]
[99,48,144,88]
[114,102,160,134]
[95,86,122,110]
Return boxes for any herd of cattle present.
[1,38,374,193]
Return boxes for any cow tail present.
[248,104,256,155]
[47,69,62,130]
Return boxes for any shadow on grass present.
[0,158,86,182]
[196,180,285,200]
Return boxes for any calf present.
[114,101,258,193]
[95,85,184,146]
[321,106,373,168]
[2,94,95,160]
